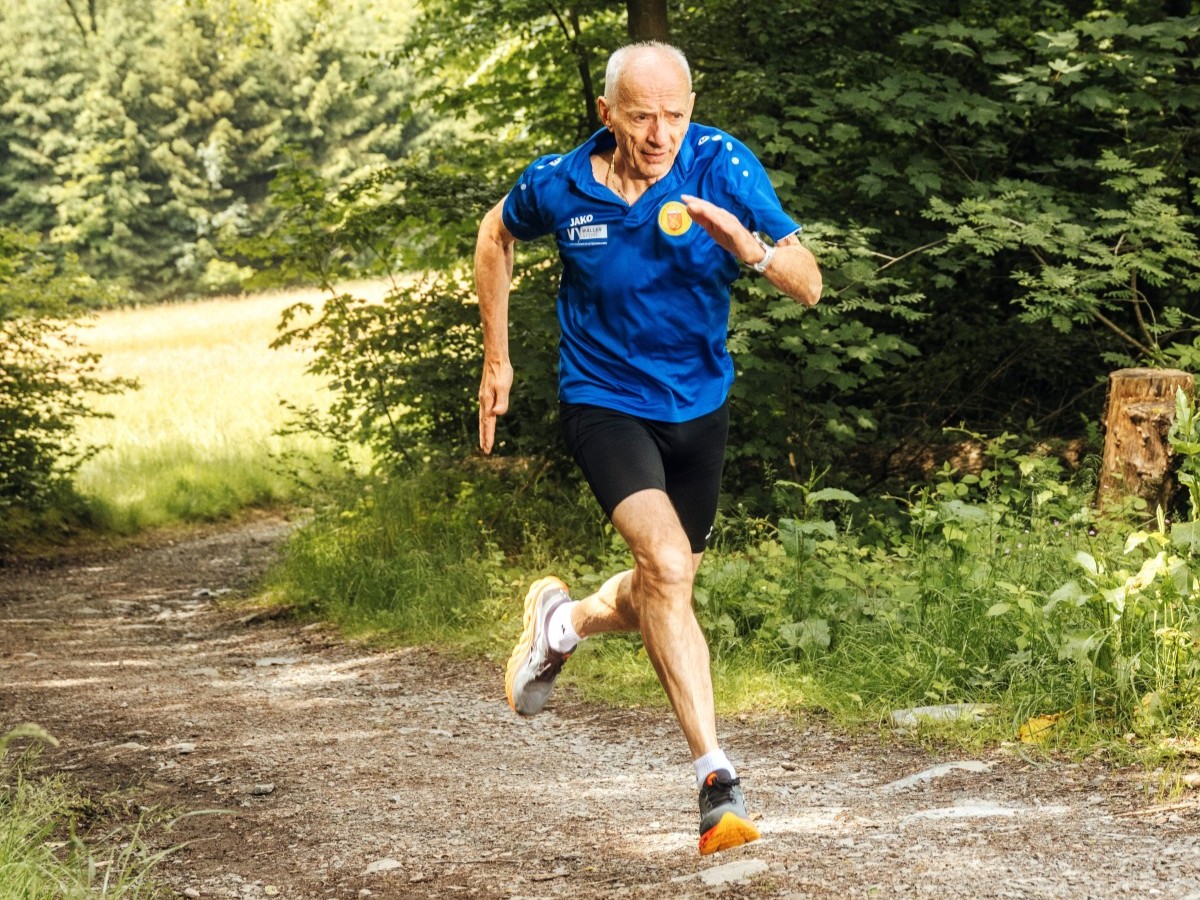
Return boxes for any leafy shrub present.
[246,152,567,470]
[0,228,129,539]
[692,434,1200,744]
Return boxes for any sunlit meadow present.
[71,283,382,531]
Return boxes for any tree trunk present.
[627,0,669,42]
[1096,368,1195,513]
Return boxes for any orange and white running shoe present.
[697,769,761,856]
[505,576,573,716]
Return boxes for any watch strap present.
[750,234,775,274]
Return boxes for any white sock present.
[694,748,736,787]
[547,601,580,654]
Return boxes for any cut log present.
[1096,368,1195,512]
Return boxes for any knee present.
[634,539,695,600]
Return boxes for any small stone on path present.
[673,858,769,886]
[888,703,992,731]
[363,857,403,875]
[880,760,991,792]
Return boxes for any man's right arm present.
[475,197,518,454]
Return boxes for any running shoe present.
[505,576,573,716]
[697,769,760,856]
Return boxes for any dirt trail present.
[2,516,1199,899]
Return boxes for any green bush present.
[0,228,128,546]
[271,431,1200,753]
[271,462,608,647]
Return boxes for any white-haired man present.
[475,41,821,855]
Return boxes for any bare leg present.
[569,488,716,760]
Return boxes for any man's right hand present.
[478,359,514,454]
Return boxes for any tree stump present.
[1096,368,1195,512]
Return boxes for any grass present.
[1,728,167,899]
[70,283,380,532]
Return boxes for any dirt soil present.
[2,515,1200,899]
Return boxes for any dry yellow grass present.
[70,282,385,528]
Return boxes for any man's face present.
[599,53,695,182]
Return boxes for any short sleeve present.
[716,137,801,243]
[501,154,562,241]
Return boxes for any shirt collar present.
[567,125,698,202]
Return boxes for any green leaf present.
[1171,521,1200,552]
[1076,551,1099,575]
[779,618,832,654]
[1047,579,1087,608]
[806,487,862,504]
[1058,631,1101,664]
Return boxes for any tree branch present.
[544,2,600,133]
[924,129,976,184]
[1093,307,1158,359]
[62,0,91,42]
[874,239,946,274]
[1129,270,1157,352]
[832,238,946,298]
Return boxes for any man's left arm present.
[680,194,822,307]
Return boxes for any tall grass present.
[72,284,380,531]
[270,462,598,652]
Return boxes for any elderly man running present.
[475,40,821,855]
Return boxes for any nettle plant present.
[1047,512,1200,734]
[985,391,1200,734]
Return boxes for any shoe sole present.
[698,812,761,856]
[504,575,568,714]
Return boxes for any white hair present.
[603,41,692,99]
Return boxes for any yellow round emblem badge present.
[658,200,692,237]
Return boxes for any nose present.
[648,116,668,146]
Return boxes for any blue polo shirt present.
[502,123,800,423]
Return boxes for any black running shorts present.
[559,400,729,554]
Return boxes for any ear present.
[597,95,613,130]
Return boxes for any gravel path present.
[2,516,1199,898]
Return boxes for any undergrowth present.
[271,429,1200,759]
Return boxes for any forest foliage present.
[0,0,424,297]
[2,0,1199,514]
[259,0,1200,502]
